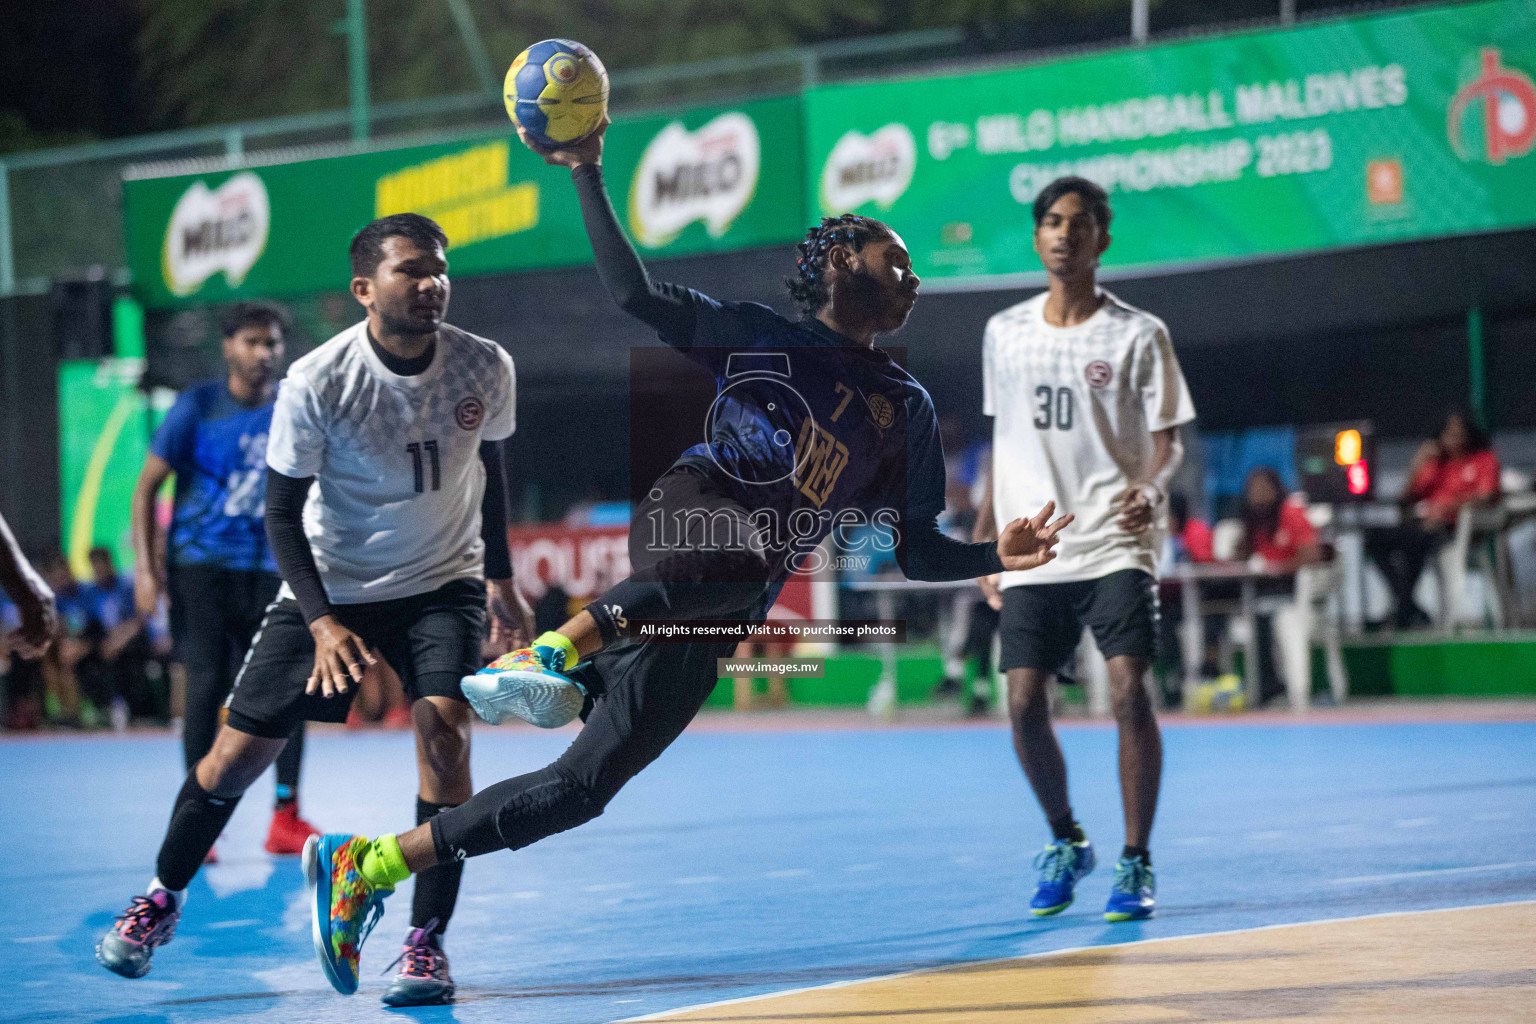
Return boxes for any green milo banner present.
[58,360,163,578]
[804,0,1536,282]
[123,96,803,308]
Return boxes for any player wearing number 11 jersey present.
[974,177,1195,923]
[96,213,534,1006]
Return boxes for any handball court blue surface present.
[4,716,1534,1023]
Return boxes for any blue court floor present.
[3,715,1534,1023]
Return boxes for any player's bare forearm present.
[0,512,56,657]
[1145,428,1184,496]
[131,455,173,613]
[1118,428,1184,534]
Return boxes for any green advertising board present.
[123,96,804,308]
[804,0,1536,283]
[124,2,1536,303]
[58,360,162,578]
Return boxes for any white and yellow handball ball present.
[504,39,609,149]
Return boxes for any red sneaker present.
[203,844,219,865]
[264,804,320,855]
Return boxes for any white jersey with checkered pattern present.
[984,289,1195,587]
[266,320,516,604]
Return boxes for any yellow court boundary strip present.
[615,898,1536,1023]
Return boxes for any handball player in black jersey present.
[304,115,1072,994]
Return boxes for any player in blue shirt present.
[130,302,319,857]
[304,116,1073,993]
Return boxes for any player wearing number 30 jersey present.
[976,176,1195,925]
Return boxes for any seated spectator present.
[76,547,150,731]
[1365,410,1499,629]
[1167,492,1214,564]
[1236,467,1322,569]
[40,553,88,726]
[1228,467,1323,705]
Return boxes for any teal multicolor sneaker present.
[304,834,393,995]
[1103,856,1156,922]
[460,637,586,728]
[1029,838,1096,916]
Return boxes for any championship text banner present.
[122,2,1534,305]
[804,0,1536,283]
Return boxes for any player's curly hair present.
[784,214,894,315]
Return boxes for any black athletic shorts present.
[999,568,1158,677]
[225,577,486,738]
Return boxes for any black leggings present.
[1364,522,1447,625]
[432,464,772,861]
[169,565,305,794]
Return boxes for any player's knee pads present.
[493,765,605,851]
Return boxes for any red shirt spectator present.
[1180,518,1214,563]
[1238,467,1321,566]
[1407,449,1500,524]
[1249,499,1317,563]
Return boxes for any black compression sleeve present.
[264,469,332,623]
[896,516,1005,582]
[571,163,698,341]
[479,441,512,580]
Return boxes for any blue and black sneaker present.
[1029,838,1096,916]
[1103,855,1155,922]
[460,632,586,728]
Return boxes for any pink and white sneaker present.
[96,888,182,978]
[381,925,455,1006]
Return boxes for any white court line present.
[508,890,542,899]
[585,882,634,893]
[765,869,812,879]
[1329,860,1536,885]
[843,864,878,872]
[10,935,59,944]
[1171,836,1213,846]
[206,918,262,930]
[1394,817,1436,828]
[673,876,720,885]
[614,898,1536,1023]
[1247,831,1288,841]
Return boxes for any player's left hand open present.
[306,614,377,698]
[1115,485,1160,535]
[997,502,1073,571]
[488,579,536,652]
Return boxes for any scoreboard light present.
[1346,459,1370,496]
[1334,429,1363,466]
[1296,420,1375,503]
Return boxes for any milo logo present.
[819,124,916,215]
[161,172,270,297]
[628,112,761,248]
